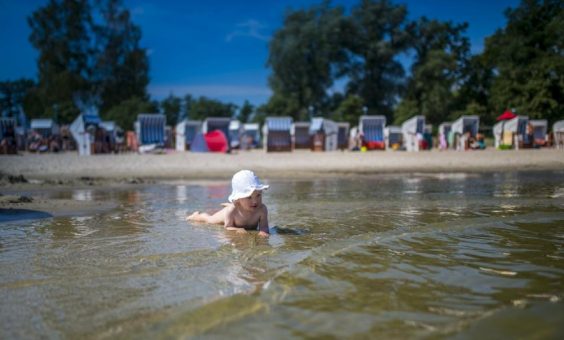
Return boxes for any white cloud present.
[226,19,270,42]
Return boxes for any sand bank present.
[1,149,563,222]
[1,149,564,183]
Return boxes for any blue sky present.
[0,0,520,108]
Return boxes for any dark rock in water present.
[0,208,52,222]
[80,176,94,182]
[19,196,33,203]
[8,196,33,204]
[8,175,28,183]
[127,178,144,184]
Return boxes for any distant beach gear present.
[309,117,338,151]
[497,110,517,121]
[203,117,230,150]
[70,113,101,156]
[263,116,293,152]
[204,130,229,153]
[228,120,243,149]
[337,122,350,150]
[292,121,311,149]
[175,120,202,151]
[438,122,452,150]
[31,118,59,138]
[553,120,564,150]
[502,116,529,149]
[135,114,166,146]
[451,115,480,151]
[529,119,548,147]
[402,115,425,152]
[241,123,261,149]
[359,115,386,150]
[190,132,209,152]
[384,125,402,150]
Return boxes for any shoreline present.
[1,149,564,184]
[1,149,563,223]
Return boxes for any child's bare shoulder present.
[221,203,236,213]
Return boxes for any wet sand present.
[1,149,563,183]
[0,195,117,223]
[2,148,563,223]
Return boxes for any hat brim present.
[228,184,269,202]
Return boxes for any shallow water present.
[1,171,564,338]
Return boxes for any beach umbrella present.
[497,110,517,121]
[204,129,228,153]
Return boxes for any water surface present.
[1,171,563,338]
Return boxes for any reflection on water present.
[1,171,563,338]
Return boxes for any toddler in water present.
[186,170,270,237]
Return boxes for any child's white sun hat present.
[228,170,269,202]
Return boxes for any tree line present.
[0,0,562,131]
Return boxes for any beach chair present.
[384,125,402,150]
[423,124,433,150]
[359,115,386,150]
[228,120,243,149]
[553,120,564,150]
[292,121,311,149]
[309,118,338,151]
[175,120,202,151]
[451,115,480,151]
[263,116,293,152]
[30,118,59,139]
[337,122,350,150]
[529,119,548,147]
[99,121,119,153]
[0,117,18,154]
[241,123,261,149]
[70,113,102,156]
[135,114,166,147]
[493,120,505,149]
[438,122,452,150]
[502,116,529,150]
[401,115,425,152]
[203,117,231,150]
[164,126,174,149]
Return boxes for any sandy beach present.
[1,149,563,183]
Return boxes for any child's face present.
[237,190,263,211]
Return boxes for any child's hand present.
[258,231,270,238]
[235,228,248,234]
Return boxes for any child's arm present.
[258,205,269,237]
[224,207,247,234]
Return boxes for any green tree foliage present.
[267,1,348,118]
[330,94,365,127]
[105,96,157,130]
[187,97,237,121]
[92,0,149,113]
[485,0,564,123]
[27,0,149,124]
[453,54,495,125]
[0,79,36,118]
[251,106,268,126]
[160,94,182,125]
[28,0,92,123]
[238,100,254,123]
[260,92,304,120]
[397,17,470,125]
[346,0,410,120]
